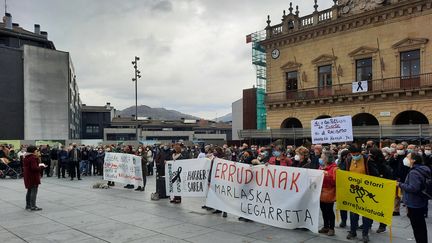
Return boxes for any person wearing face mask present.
[258,147,272,164]
[423,145,432,169]
[345,145,379,243]
[390,144,408,216]
[310,145,323,169]
[293,146,314,168]
[337,149,350,228]
[318,150,337,236]
[268,147,291,166]
[398,152,430,243]
[239,150,254,165]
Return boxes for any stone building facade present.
[262,0,432,130]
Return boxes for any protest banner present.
[165,158,211,197]
[0,140,21,149]
[311,116,353,144]
[103,152,144,187]
[205,158,324,233]
[35,140,65,148]
[336,170,396,226]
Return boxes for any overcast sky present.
[6,0,332,119]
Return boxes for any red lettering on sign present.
[290,172,300,192]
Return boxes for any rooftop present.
[262,0,428,45]
[0,13,55,49]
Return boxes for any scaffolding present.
[248,30,267,130]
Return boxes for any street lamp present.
[132,56,141,141]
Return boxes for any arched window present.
[281,117,303,128]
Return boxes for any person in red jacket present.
[23,145,45,211]
[267,146,292,166]
[318,150,337,236]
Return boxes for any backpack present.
[417,167,432,200]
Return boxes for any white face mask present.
[403,157,411,167]
[138,148,143,152]
[425,150,432,156]
[418,151,423,156]
[294,155,300,161]
[397,150,405,155]
[383,152,388,157]
[390,148,396,153]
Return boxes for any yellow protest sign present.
[336,170,396,226]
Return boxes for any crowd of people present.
[1,140,430,243]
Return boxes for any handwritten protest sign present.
[103,152,144,187]
[205,158,324,233]
[336,170,396,225]
[165,158,211,197]
[311,116,353,144]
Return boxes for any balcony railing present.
[266,73,432,104]
[239,124,432,141]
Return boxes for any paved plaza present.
[0,176,430,243]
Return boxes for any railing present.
[300,15,314,27]
[239,124,432,140]
[266,73,432,104]
[318,9,333,22]
[271,24,283,36]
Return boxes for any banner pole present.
[336,209,340,223]
[389,225,393,243]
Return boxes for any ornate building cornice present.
[261,0,432,49]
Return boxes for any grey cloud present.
[128,36,172,56]
[151,0,173,12]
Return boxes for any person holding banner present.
[135,146,147,191]
[345,145,379,243]
[398,152,430,243]
[318,150,337,236]
[368,148,393,234]
[336,148,350,228]
[170,145,185,203]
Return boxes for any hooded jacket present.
[399,164,431,208]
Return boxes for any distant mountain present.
[214,113,232,123]
[118,105,200,120]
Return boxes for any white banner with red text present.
[165,158,212,197]
[205,158,324,233]
[103,152,144,187]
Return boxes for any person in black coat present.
[368,148,393,233]
[68,144,81,180]
[88,147,98,176]
[57,146,69,178]
[389,144,407,216]
[40,145,51,177]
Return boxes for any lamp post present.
[132,56,141,141]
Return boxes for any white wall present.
[232,98,243,140]
[23,45,69,140]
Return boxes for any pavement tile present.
[6,221,70,238]
[129,234,190,243]
[23,229,93,243]
[211,221,271,236]
[156,223,216,239]
[129,217,184,231]
[187,230,258,243]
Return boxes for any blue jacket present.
[400,164,431,208]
